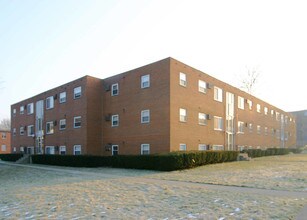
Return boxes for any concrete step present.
[15,155,31,164]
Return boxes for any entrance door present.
[226,92,235,150]
[35,100,44,154]
[28,146,35,155]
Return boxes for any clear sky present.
[1,0,307,120]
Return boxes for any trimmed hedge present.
[242,148,294,158]
[31,151,239,171]
[0,154,23,162]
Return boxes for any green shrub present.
[0,154,23,162]
[243,148,291,158]
[31,151,239,171]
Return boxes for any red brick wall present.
[0,131,11,154]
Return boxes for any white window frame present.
[59,119,66,130]
[46,96,54,109]
[198,144,207,151]
[74,145,81,155]
[27,103,34,114]
[45,146,55,155]
[141,110,150,123]
[179,108,187,122]
[20,106,24,115]
[46,121,54,134]
[214,86,223,102]
[141,74,150,89]
[179,143,187,151]
[257,104,261,113]
[238,121,244,134]
[13,108,16,116]
[198,113,207,125]
[214,116,223,131]
[257,125,261,134]
[264,107,268,115]
[112,145,119,156]
[59,146,66,155]
[238,96,244,110]
[141,144,150,155]
[74,116,81,128]
[13,128,16,136]
[1,132,6,139]
[111,114,119,127]
[249,123,253,133]
[59,92,66,103]
[198,80,207,93]
[1,145,7,152]
[247,99,253,110]
[27,125,34,137]
[111,83,119,96]
[212,145,224,150]
[179,72,187,87]
[20,127,25,135]
[264,127,268,136]
[74,86,82,99]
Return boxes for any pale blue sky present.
[1,0,307,119]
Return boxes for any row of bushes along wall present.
[0,153,23,162]
[242,148,302,158]
[31,151,239,171]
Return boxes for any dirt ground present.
[0,154,306,219]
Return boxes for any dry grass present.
[0,154,306,219]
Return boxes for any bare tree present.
[240,66,260,95]
[0,118,11,131]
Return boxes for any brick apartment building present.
[11,58,296,156]
[290,110,307,147]
[1,130,11,154]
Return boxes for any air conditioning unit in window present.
[54,94,58,100]
[105,114,111,121]
[104,84,111,92]
[105,144,112,151]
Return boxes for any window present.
[1,145,6,152]
[27,103,34,114]
[198,113,207,125]
[59,92,66,103]
[264,107,268,115]
[212,145,224,150]
[141,74,150,88]
[13,128,16,136]
[141,110,150,123]
[74,86,82,99]
[198,80,207,93]
[1,132,6,139]
[13,108,16,116]
[20,106,24,115]
[112,145,118,156]
[214,116,223,131]
[214,87,223,102]
[257,125,261,134]
[238,121,244,133]
[264,127,268,135]
[46,96,54,109]
[247,99,253,110]
[276,112,280,121]
[74,116,81,128]
[141,144,150,155]
[179,144,186,151]
[238,96,244,110]
[271,109,275,117]
[27,125,34,137]
[257,104,261,113]
[179,72,187,87]
[111,83,119,96]
[249,123,253,133]
[46,121,54,134]
[20,127,25,135]
[59,119,66,130]
[45,146,55,155]
[59,146,66,155]
[74,145,81,155]
[179,108,187,122]
[198,144,207,151]
[112,115,119,127]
